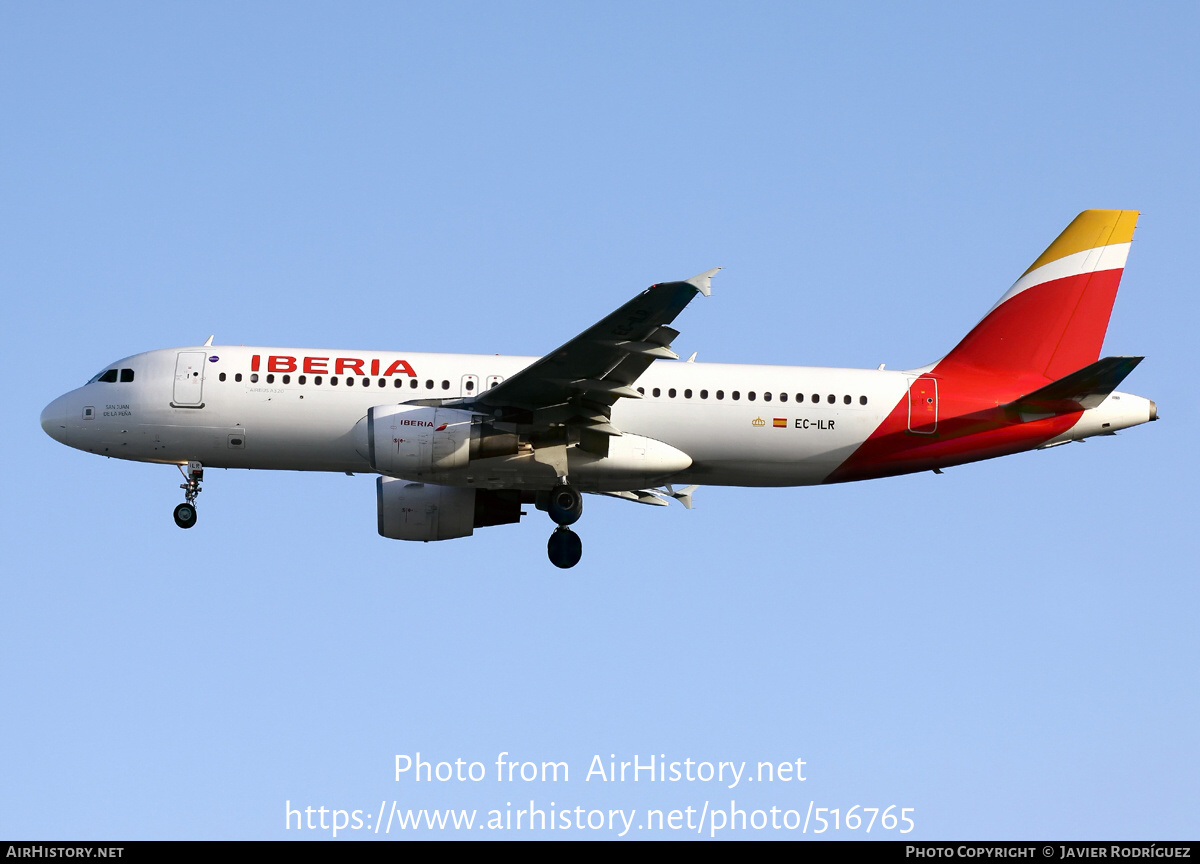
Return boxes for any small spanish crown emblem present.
[752,417,766,427]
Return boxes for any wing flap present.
[590,484,699,508]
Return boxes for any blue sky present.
[3,2,1197,839]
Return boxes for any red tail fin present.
[936,210,1138,381]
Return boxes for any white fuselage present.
[41,344,1157,495]
[41,345,918,490]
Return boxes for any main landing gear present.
[544,483,583,569]
[173,461,203,529]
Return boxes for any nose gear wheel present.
[174,461,204,530]
[173,503,197,529]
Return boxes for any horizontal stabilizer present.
[1006,356,1143,420]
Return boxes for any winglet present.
[203,335,214,347]
[686,268,721,297]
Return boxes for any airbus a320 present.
[41,211,1157,568]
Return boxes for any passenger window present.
[267,374,276,383]
[684,389,692,399]
[748,391,756,401]
[796,393,804,403]
[425,380,434,389]
[716,390,724,400]
[298,375,306,385]
[637,387,645,395]
[732,391,741,401]
[441,380,449,390]
[763,391,771,402]
[235,373,243,382]
[410,379,418,388]
[700,390,708,399]
[219,372,227,382]
[860,396,868,405]
[653,388,661,398]
[250,374,259,383]
[331,376,339,386]
[394,379,402,388]
[827,394,835,404]
[282,375,291,384]
[314,376,322,385]
[780,392,788,402]
[812,394,819,403]
[844,394,851,405]
[668,388,676,398]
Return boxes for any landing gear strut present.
[544,483,584,568]
[174,461,203,529]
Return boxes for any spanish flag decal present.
[773,418,787,428]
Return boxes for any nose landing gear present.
[173,461,203,529]
[542,482,584,569]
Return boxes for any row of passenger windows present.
[213,371,867,405]
[638,386,868,406]
[217,373,496,390]
[88,368,135,383]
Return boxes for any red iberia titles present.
[251,355,417,377]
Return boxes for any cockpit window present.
[87,367,134,384]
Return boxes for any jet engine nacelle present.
[367,404,518,478]
[376,477,523,541]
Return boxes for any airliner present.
[41,210,1156,568]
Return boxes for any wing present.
[460,269,718,445]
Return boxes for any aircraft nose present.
[40,394,72,444]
